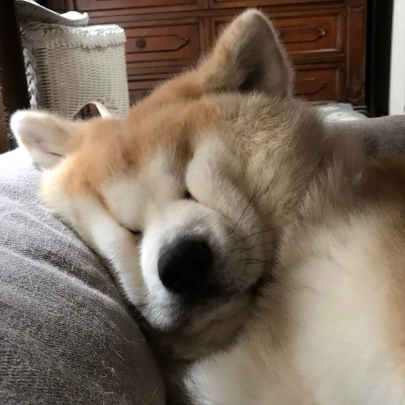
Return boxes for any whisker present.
[135,302,148,308]
[157,310,166,328]
[239,258,274,264]
[139,290,149,303]
[236,228,278,243]
[241,246,260,252]
[231,183,262,234]
[143,303,156,320]
[230,245,260,254]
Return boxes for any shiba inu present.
[11,9,405,405]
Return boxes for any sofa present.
[1,115,405,404]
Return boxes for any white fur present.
[185,215,405,405]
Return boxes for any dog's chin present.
[137,292,250,360]
[182,290,253,335]
[143,284,259,336]
[138,274,273,360]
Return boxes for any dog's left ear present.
[10,110,86,169]
[199,9,293,98]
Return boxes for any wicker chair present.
[16,1,130,118]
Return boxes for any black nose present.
[158,239,214,297]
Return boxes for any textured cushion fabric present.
[0,149,165,405]
[328,115,405,156]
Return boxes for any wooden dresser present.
[47,0,367,108]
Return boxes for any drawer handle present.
[135,36,190,51]
[275,25,326,44]
[136,38,147,50]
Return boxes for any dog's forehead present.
[107,97,217,158]
[60,96,221,197]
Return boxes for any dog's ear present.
[10,110,85,169]
[199,9,293,98]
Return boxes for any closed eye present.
[184,190,196,201]
[129,229,142,237]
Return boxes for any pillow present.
[0,149,165,404]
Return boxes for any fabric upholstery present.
[0,149,165,404]
[327,115,405,156]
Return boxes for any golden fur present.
[11,9,405,404]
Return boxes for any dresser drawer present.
[127,70,180,104]
[294,65,343,102]
[72,0,207,13]
[122,19,205,71]
[211,10,342,57]
[129,64,343,105]
[209,0,341,8]
[272,13,342,55]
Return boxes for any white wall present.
[389,0,405,115]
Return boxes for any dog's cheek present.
[186,138,231,203]
[43,177,149,306]
[186,141,239,221]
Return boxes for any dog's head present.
[11,10,323,351]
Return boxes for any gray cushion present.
[328,115,405,156]
[0,149,165,404]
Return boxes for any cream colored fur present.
[11,9,405,405]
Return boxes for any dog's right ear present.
[198,9,293,98]
[10,110,85,169]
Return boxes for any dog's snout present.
[158,239,214,297]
